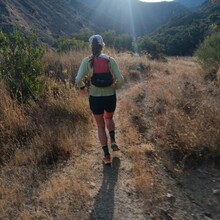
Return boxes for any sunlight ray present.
[128,0,137,52]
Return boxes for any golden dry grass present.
[217,68,220,86]
[118,53,220,163]
[116,52,220,218]
[0,73,91,218]
[42,47,90,84]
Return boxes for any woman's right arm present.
[110,58,124,89]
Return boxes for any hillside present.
[76,0,188,36]
[0,0,93,44]
[0,0,188,44]
[175,0,206,9]
[150,0,220,55]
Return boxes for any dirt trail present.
[85,93,149,220]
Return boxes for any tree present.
[55,38,88,52]
[73,28,94,42]
[0,28,45,102]
[115,34,133,51]
[137,36,164,59]
[195,31,220,75]
[102,30,117,48]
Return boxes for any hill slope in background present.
[76,0,188,36]
[0,0,94,44]
[150,0,220,55]
[174,0,206,9]
[0,0,188,44]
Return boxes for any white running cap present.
[89,34,104,45]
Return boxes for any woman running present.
[75,34,124,165]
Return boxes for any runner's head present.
[89,34,105,56]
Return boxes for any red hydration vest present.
[90,56,113,87]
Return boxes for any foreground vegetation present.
[0,76,91,218]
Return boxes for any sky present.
[140,0,173,2]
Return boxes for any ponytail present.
[90,38,103,68]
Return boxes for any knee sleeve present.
[104,112,113,119]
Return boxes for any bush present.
[72,28,94,42]
[54,38,88,53]
[195,32,220,76]
[137,36,164,59]
[0,28,45,102]
[115,33,133,51]
[102,30,117,48]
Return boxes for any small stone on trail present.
[90,182,96,187]
[212,189,219,195]
[166,193,173,198]
[167,193,176,204]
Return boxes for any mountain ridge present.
[0,0,188,44]
[174,0,206,9]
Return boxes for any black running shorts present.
[89,94,116,115]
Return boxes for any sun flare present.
[139,0,173,2]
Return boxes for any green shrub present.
[102,30,117,48]
[0,28,45,102]
[54,38,88,53]
[115,33,133,51]
[72,28,94,42]
[195,32,220,75]
[137,36,164,59]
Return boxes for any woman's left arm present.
[75,57,89,88]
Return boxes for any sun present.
[139,0,174,2]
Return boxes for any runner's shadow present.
[90,157,121,220]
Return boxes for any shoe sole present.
[103,160,112,165]
[103,158,112,165]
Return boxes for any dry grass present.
[0,82,28,163]
[217,68,220,86]
[0,56,91,218]
[36,173,89,219]
[42,48,90,84]
[119,53,220,166]
[118,84,168,217]
[117,53,220,217]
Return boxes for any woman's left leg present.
[93,114,107,146]
[104,112,115,132]
[104,112,120,151]
[93,113,111,164]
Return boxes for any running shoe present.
[103,154,112,165]
[111,143,120,151]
